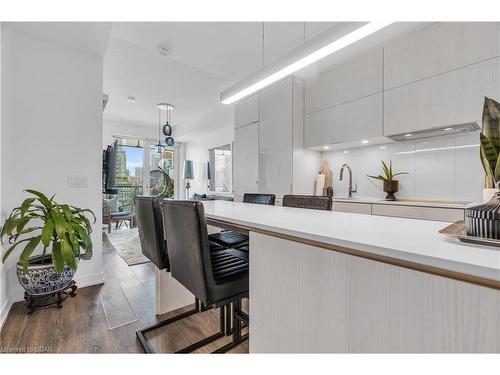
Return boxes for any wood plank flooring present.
[0,231,249,354]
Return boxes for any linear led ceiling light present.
[220,22,393,105]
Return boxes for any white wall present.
[0,22,7,328]
[1,27,105,313]
[183,126,234,197]
[322,131,483,203]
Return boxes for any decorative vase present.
[483,188,500,203]
[17,254,77,295]
[465,192,500,239]
[383,180,399,201]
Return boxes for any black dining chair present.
[282,194,333,211]
[162,200,249,353]
[208,193,276,250]
[134,196,224,353]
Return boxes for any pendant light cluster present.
[156,103,175,153]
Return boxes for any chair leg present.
[136,298,229,354]
[136,297,200,353]
[212,297,249,354]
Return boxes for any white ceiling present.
[103,22,432,138]
[6,22,112,58]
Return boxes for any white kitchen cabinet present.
[384,22,500,90]
[305,49,383,115]
[235,94,259,128]
[233,122,259,196]
[333,202,372,214]
[259,78,294,196]
[384,57,500,136]
[304,93,383,148]
[371,204,464,222]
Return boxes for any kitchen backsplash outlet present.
[321,131,483,203]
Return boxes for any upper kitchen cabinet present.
[303,49,383,148]
[384,22,500,90]
[234,94,259,128]
[305,49,383,114]
[305,93,383,148]
[384,57,500,136]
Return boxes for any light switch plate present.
[67,175,88,188]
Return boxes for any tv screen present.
[103,140,118,194]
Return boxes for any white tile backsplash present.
[322,132,483,202]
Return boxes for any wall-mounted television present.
[102,140,118,194]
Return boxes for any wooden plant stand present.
[24,281,78,314]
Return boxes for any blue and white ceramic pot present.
[16,255,77,295]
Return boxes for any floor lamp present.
[183,160,194,199]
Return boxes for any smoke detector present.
[158,46,171,60]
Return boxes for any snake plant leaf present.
[41,219,54,247]
[483,97,500,152]
[480,132,497,171]
[480,146,496,187]
[51,242,64,273]
[19,236,41,272]
[392,172,409,177]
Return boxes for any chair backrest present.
[162,200,214,303]
[243,193,276,205]
[282,195,332,211]
[135,196,169,271]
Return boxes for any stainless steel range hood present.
[387,122,480,142]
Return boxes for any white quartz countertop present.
[202,200,500,283]
[332,197,477,209]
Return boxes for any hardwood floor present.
[0,231,249,354]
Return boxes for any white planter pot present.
[483,188,500,203]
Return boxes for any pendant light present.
[155,103,175,153]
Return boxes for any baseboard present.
[0,296,12,331]
[74,271,105,289]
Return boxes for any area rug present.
[104,228,150,266]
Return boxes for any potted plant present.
[479,97,500,202]
[1,190,95,299]
[368,160,408,201]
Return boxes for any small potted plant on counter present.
[368,161,408,201]
[0,189,95,313]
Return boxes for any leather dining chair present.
[161,200,249,353]
[282,194,333,211]
[134,196,223,353]
[208,193,276,250]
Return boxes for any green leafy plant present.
[368,160,408,182]
[479,97,500,188]
[0,190,95,273]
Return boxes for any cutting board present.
[320,160,332,195]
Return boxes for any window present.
[208,144,232,192]
[113,138,145,211]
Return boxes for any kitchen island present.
[158,200,500,352]
[204,200,500,352]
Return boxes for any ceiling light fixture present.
[220,22,393,104]
[361,140,369,144]
[344,150,349,154]
[405,133,413,137]
[323,146,329,150]
[155,103,175,153]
